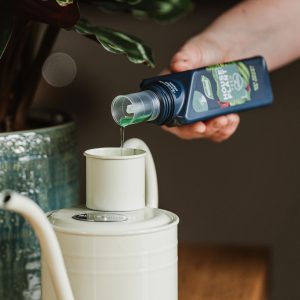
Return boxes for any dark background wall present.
[34,1,300,299]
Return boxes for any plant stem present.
[14,25,59,130]
[0,21,23,131]
[0,18,34,132]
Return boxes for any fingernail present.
[195,124,206,133]
[213,117,228,128]
[229,115,239,124]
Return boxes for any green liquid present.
[119,115,150,156]
[120,126,125,149]
[119,115,150,127]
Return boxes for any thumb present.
[170,34,225,73]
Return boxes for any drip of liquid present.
[120,126,125,156]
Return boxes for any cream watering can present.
[0,139,179,300]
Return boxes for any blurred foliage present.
[0,0,193,64]
[0,0,193,131]
[75,19,155,67]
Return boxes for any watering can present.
[0,139,179,300]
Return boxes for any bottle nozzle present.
[126,104,135,114]
[111,90,160,127]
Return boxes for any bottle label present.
[140,57,272,125]
[192,91,208,113]
[201,76,214,99]
[211,63,251,105]
[189,60,263,117]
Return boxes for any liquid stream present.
[119,115,149,156]
[120,126,125,156]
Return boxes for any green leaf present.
[84,0,193,22]
[56,0,74,6]
[74,19,155,67]
[114,0,142,4]
[17,0,80,28]
[133,0,194,22]
[0,0,13,59]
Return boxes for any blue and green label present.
[140,56,273,125]
[185,57,272,123]
[192,61,254,113]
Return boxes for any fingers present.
[159,68,170,76]
[162,34,238,142]
[169,34,225,73]
[162,114,240,142]
[206,114,240,142]
[170,43,203,72]
[162,122,206,140]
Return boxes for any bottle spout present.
[126,104,135,114]
[111,90,160,127]
[0,190,74,300]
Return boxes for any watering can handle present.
[0,191,74,300]
[123,138,158,209]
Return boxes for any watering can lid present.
[47,206,179,236]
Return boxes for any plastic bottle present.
[111,56,273,127]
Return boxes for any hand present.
[162,34,240,142]
[162,0,300,141]
[162,114,240,143]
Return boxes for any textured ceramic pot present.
[0,111,79,300]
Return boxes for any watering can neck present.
[123,138,158,209]
[85,138,159,211]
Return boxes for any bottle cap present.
[111,90,160,127]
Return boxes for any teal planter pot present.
[0,111,79,299]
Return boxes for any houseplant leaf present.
[0,0,13,59]
[56,0,74,6]
[16,0,80,28]
[112,0,142,4]
[74,19,154,67]
[84,0,193,22]
[130,0,194,22]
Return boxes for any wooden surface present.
[178,245,269,300]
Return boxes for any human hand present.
[162,114,240,143]
[163,0,300,141]
[162,34,240,142]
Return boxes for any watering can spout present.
[0,190,74,300]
